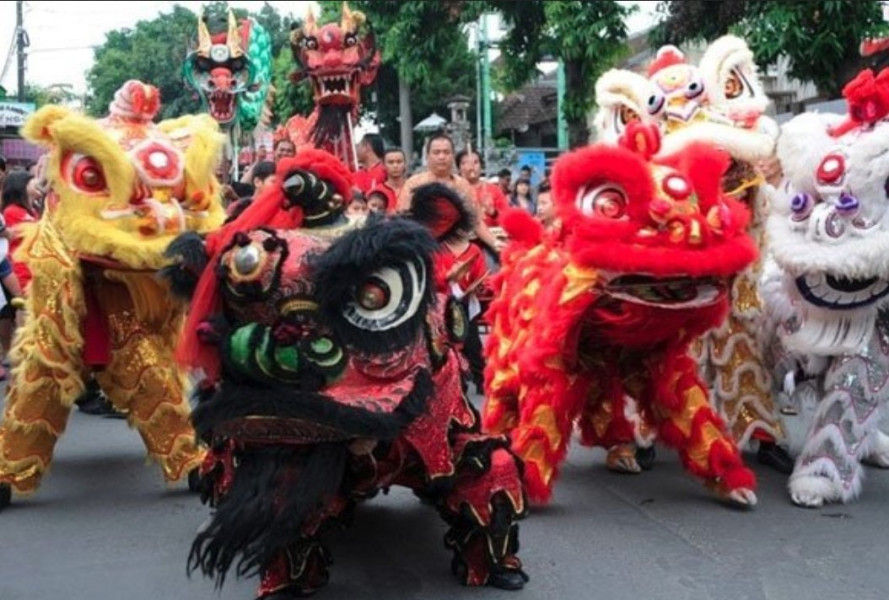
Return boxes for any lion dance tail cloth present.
[483,123,759,506]
[171,151,527,598]
[764,67,889,507]
[0,81,225,504]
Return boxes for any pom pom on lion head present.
[552,121,757,282]
[22,80,226,270]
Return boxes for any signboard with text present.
[0,102,36,129]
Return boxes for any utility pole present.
[16,0,26,102]
[480,13,493,170]
[557,60,568,150]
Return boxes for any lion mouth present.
[795,272,889,310]
[604,274,725,309]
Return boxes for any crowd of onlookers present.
[0,156,43,382]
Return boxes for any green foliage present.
[271,47,313,125]
[22,84,78,108]
[87,5,207,118]
[493,0,634,147]
[86,2,298,121]
[651,0,889,97]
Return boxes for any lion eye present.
[576,184,627,219]
[69,154,108,194]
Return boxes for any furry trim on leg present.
[187,443,347,587]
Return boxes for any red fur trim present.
[647,45,686,77]
[552,143,655,228]
[720,464,757,491]
[655,142,731,215]
[277,149,354,201]
[500,208,543,247]
[828,68,889,136]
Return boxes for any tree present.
[86,2,294,120]
[486,1,635,148]
[86,5,202,118]
[651,0,889,98]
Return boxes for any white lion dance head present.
[594,35,777,169]
[770,68,889,355]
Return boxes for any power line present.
[0,25,17,85]
[29,45,99,54]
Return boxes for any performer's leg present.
[0,332,85,500]
[97,329,203,483]
[863,430,889,468]
[462,317,486,393]
[651,353,757,505]
[789,359,882,507]
[439,442,527,590]
[257,540,332,600]
[578,363,655,474]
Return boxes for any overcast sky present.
[0,1,659,97]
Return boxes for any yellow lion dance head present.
[22,80,226,269]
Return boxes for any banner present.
[0,102,36,129]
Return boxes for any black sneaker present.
[757,441,795,475]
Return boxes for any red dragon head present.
[289,2,380,111]
[549,122,758,347]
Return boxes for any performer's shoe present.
[635,445,656,471]
[488,568,529,591]
[757,441,794,475]
[76,391,126,419]
[260,587,318,599]
[0,482,11,512]
[187,468,202,494]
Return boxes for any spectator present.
[346,189,369,218]
[519,164,532,182]
[0,171,35,379]
[366,188,389,214]
[535,180,559,232]
[353,133,386,193]
[497,168,512,196]
[380,148,408,211]
[510,178,535,215]
[225,161,276,222]
[397,133,503,255]
[273,138,296,162]
[456,148,507,228]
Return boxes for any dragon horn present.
[304,7,318,36]
[197,11,212,57]
[227,8,244,58]
[341,2,355,31]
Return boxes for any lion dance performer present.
[170,149,528,598]
[281,3,380,171]
[483,122,760,507]
[592,36,792,474]
[183,6,273,179]
[763,67,889,507]
[0,81,226,510]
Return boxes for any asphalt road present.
[1,390,888,600]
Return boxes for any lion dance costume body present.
[173,150,527,598]
[763,68,889,507]
[483,123,760,506]
[0,81,225,508]
[593,36,789,472]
